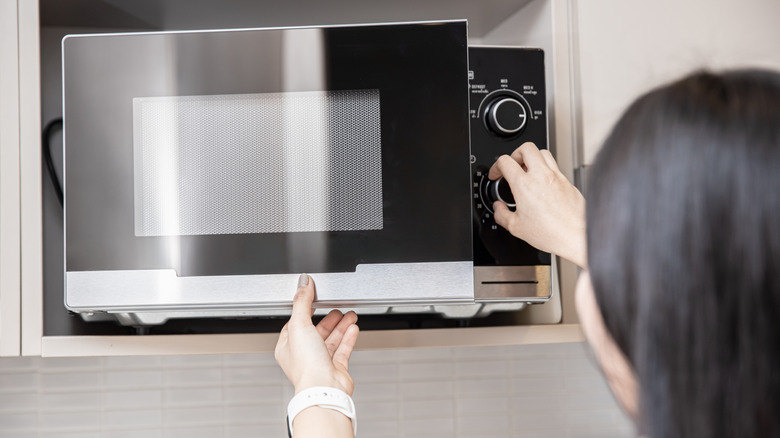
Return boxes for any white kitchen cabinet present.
[2,0,42,357]
[0,0,22,357]
[13,0,586,357]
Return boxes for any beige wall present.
[575,0,780,164]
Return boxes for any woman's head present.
[581,70,780,437]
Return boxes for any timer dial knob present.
[485,97,527,136]
[479,175,516,213]
[487,177,516,208]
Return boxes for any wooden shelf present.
[41,324,584,357]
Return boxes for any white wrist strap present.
[287,386,357,437]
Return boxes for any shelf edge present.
[41,324,584,357]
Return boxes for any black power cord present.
[42,117,64,205]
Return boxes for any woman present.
[275,69,780,437]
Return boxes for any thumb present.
[291,273,316,323]
[492,202,517,234]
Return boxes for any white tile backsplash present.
[0,412,38,432]
[104,370,162,389]
[358,419,398,437]
[162,425,224,438]
[163,368,223,387]
[359,400,401,420]
[399,379,456,400]
[400,416,456,435]
[0,392,38,412]
[103,389,163,409]
[163,406,224,426]
[223,384,283,404]
[104,430,163,438]
[39,391,101,411]
[163,387,223,406]
[103,356,162,370]
[39,371,101,392]
[226,364,286,385]
[400,398,454,419]
[0,372,38,391]
[456,396,510,415]
[0,342,634,437]
[399,362,455,381]
[457,377,513,397]
[457,413,512,434]
[101,409,163,429]
[456,358,510,377]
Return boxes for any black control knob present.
[483,177,515,210]
[484,97,527,136]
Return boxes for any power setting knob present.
[484,97,527,136]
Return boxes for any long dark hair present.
[586,70,780,437]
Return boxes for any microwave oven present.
[61,20,555,326]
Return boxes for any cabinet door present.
[0,0,21,357]
[19,0,43,356]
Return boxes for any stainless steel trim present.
[61,19,468,41]
[80,306,396,326]
[82,300,536,326]
[66,261,474,312]
[468,44,543,50]
[84,302,531,326]
[473,264,551,302]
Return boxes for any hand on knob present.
[487,177,515,209]
[488,142,587,268]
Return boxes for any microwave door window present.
[132,90,383,237]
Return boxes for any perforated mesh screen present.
[132,90,383,236]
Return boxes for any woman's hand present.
[275,274,360,395]
[489,142,587,268]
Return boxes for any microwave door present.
[63,21,474,313]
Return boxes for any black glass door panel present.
[63,21,472,276]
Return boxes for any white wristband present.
[287,386,357,437]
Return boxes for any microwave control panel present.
[468,46,552,302]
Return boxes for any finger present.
[493,201,520,236]
[488,154,525,182]
[290,274,316,323]
[539,149,561,173]
[324,311,358,356]
[316,309,344,340]
[513,142,547,170]
[488,142,543,180]
[332,324,360,371]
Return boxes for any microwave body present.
[63,21,475,315]
[62,22,554,325]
